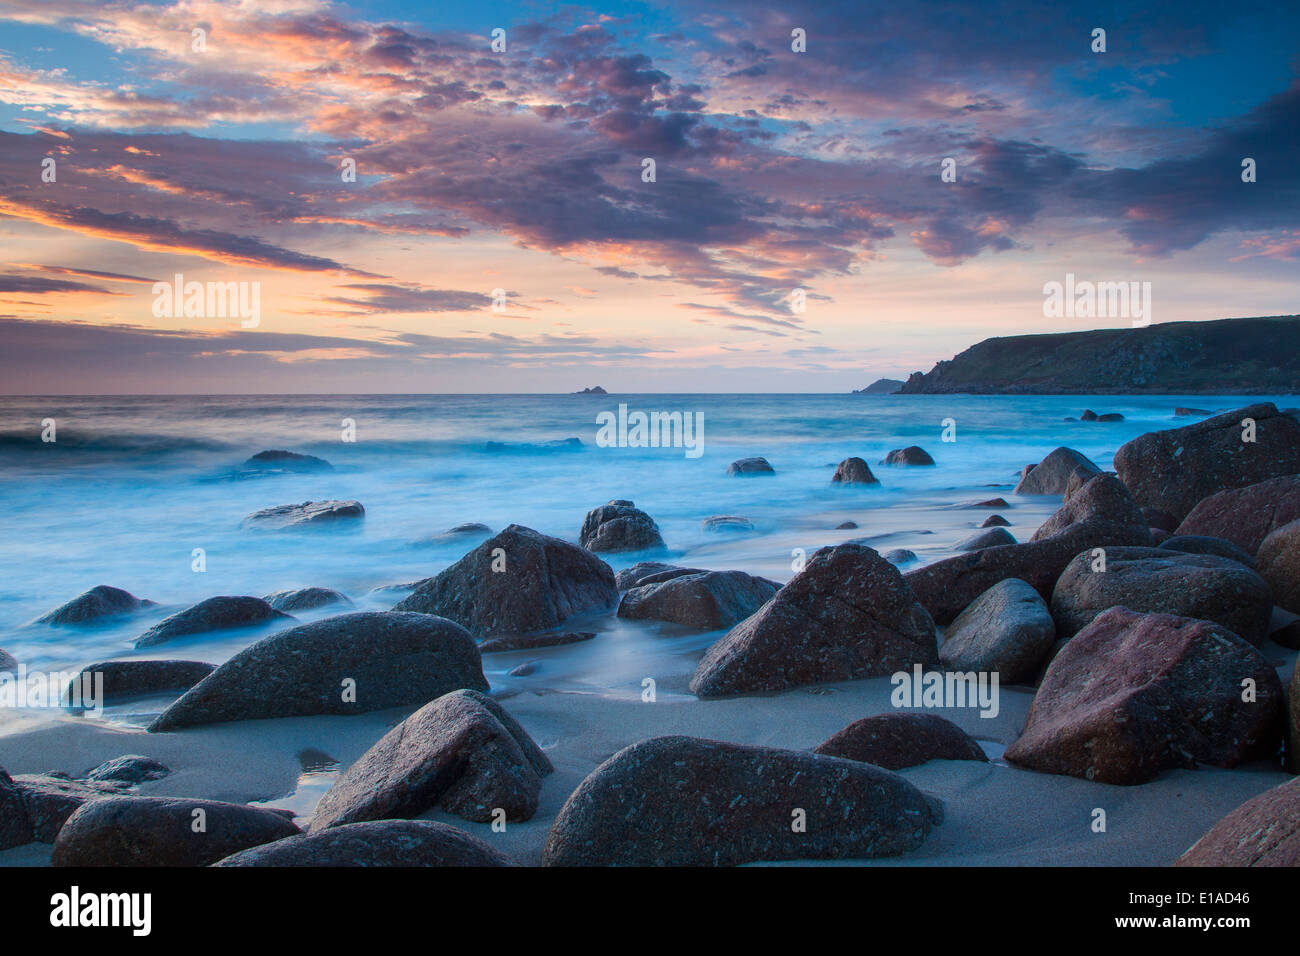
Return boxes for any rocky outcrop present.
[148,612,486,732]
[1175,475,1300,556]
[311,689,550,829]
[66,660,215,704]
[51,796,300,866]
[578,500,665,553]
[1004,608,1283,784]
[726,457,775,476]
[134,596,291,649]
[542,736,938,866]
[831,457,879,484]
[85,756,170,786]
[813,714,987,770]
[1257,519,1300,614]
[1114,404,1300,523]
[690,544,936,698]
[618,570,777,630]
[881,446,935,466]
[214,820,515,866]
[1049,547,1273,644]
[1014,448,1101,495]
[938,578,1056,683]
[1175,778,1300,866]
[905,474,1153,624]
[35,585,156,626]
[243,499,365,529]
[242,449,332,473]
[701,515,754,532]
[262,587,352,613]
[394,525,618,637]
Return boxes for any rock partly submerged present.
[241,449,333,474]
[148,611,486,732]
[243,499,364,529]
[881,446,935,466]
[134,596,291,649]
[35,585,156,626]
[618,570,778,630]
[1004,608,1283,785]
[542,736,939,866]
[394,525,618,638]
[1013,447,1100,495]
[262,587,352,613]
[726,456,775,476]
[690,543,936,698]
[831,457,879,484]
[578,500,665,553]
[310,689,551,828]
[66,660,215,705]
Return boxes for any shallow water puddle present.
[248,748,340,825]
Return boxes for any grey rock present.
[579,500,666,553]
[215,820,515,867]
[134,596,291,649]
[881,446,936,466]
[262,587,352,613]
[955,527,1016,551]
[939,578,1056,683]
[814,713,987,770]
[618,570,777,630]
[66,660,215,704]
[832,457,879,484]
[1158,535,1256,567]
[85,756,171,785]
[243,499,365,529]
[1014,448,1101,495]
[727,457,775,476]
[35,585,156,626]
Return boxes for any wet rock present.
[881,446,935,466]
[35,586,156,626]
[1114,403,1300,524]
[1050,546,1273,644]
[814,713,987,770]
[905,474,1153,624]
[939,578,1056,683]
[215,820,515,867]
[432,522,493,541]
[311,689,551,828]
[134,596,291,649]
[262,587,352,613]
[955,527,1016,551]
[242,449,332,473]
[149,612,486,732]
[1175,475,1300,555]
[831,457,879,485]
[0,648,16,674]
[1004,608,1283,784]
[1175,407,1212,417]
[1080,410,1098,422]
[508,662,538,677]
[1014,448,1101,495]
[10,775,122,842]
[981,514,1010,527]
[394,525,618,637]
[243,499,365,529]
[478,631,596,653]
[614,562,703,589]
[542,736,938,866]
[883,549,918,565]
[618,571,777,630]
[85,756,170,786]
[52,796,300,867]
[701,515,755,532]
[579,500,666,553]
[690,544,936,698]
[727,457,775,476]
[1176,777,1300,866]
[1158,534,1255,567]
[836,521,859,530]
[66,660,215,704]
[1257,519,1300,614]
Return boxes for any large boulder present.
[813,714,987,770]
[1004,608,1284,784]
[905,474,1153,624]
[542,736,938,866]
[939,578,1056,683]
[262,587,352,613]
[1158,535,1256,567]
[1014,448,1100,495]
[881,446,935,466]
[618,571,778,631]
[690,544,936,698]
[394,525,618,638]
[1114,404,1300,524]
[1174,475,1300,555]
[578,500,665,553]
[214,820,515,867]
[134,596,290,648]
[51,797,300,867]
[66,660,215,704]
[243,499,364,529]
[727,457,774,476]
[1175,778,1300,866]
[954,527,1016,551]
[832,457,879,484]
[0,767,32,850]
[9,775,122,841]
[1050,547,1273,644]
[35,585,155,626]
[614,562,704,589]
[148,612,486,732]
[310,689,551,829]
[1257,519,1300,614]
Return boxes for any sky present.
[0,0,1297,393]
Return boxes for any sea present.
[0,393,1286,719]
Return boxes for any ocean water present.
[0,393,1285,714]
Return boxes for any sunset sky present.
[0,0,1297,393]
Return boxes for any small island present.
[573,386,608,394]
